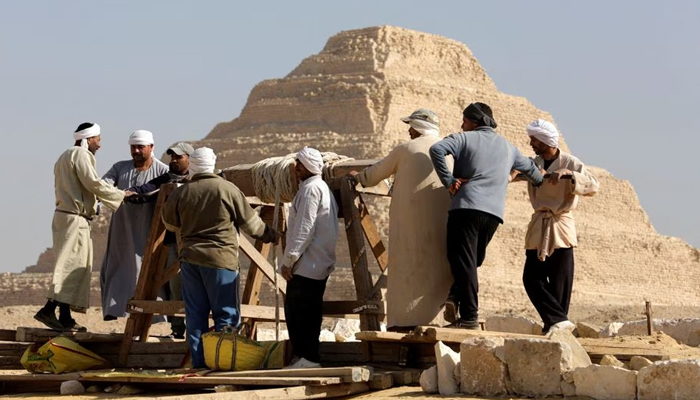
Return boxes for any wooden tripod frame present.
[119,160,389,366]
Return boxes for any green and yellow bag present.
[202,326,285,371]
[20,336,109,373]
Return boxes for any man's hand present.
[348,170,359,185]
[548,169,571,185]
[124,190,136,198]
[448,178,468,196]
[262,225,281,244]
[281,265,294,281]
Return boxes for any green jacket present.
[162,173,267,270]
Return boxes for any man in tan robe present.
[516,119,599,333]
[350,109,452,330]
[34,122,129,332]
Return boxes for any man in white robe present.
[350,109,452,330]
[34,123,129,331]
[100,130,169,320]
[516,119,599,333]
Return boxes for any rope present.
[251,152,354,203]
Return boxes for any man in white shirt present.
[281,147,339,369]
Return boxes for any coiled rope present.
[250,152,354,203]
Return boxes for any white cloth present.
[74,123,101,149]
[526,119,559,148]
[189,147,217,175]
[408,119,439,137]
[128,130,155,146]
[297,146,323,176]
[281,175,339,280]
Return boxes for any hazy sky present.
[1,1,698,273]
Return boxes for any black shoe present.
[104,315,118,321]
[169,331,185,340]
[34,311,65,331]
[446,318,481,330]
[60,318,88,332]
[443,299,458,324]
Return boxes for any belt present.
[55,209,93,221]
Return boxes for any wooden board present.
[79,374,343,387]
[0,330,16,341]
[354,331,434,344]
[239,236,287,294]
[128,300,287,321]
[205,366,372,383]
[176,382,370,400]
[419,327,542,342]
[16,327,124,343]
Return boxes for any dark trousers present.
[522,247,574,331]
[446,209,500,321]
[285,275,327,363]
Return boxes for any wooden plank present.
[16,327,124,343]
[162,382,370,400]
[354,331,433,344]
[102,353,186,369]
[79,374,343,387]
[0,356,21,367]
[322,300,385,316]
[340,177,381,332]
[239,236,287,294]
[421,327,542,343]
[357,194,388,273]
[369,372,394,390]
[127,301,287,321]
[205,366,372,383]
[0,330,16,341]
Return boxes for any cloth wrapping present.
[297,146,323,176]
[526,119,559,148]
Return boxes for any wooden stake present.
[646,300,653,335]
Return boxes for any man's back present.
[430,126,540,220]
[54,147,96,216]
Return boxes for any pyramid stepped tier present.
[18,26,700,315]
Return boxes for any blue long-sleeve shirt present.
[429,127,543,221]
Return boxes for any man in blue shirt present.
[429,103,543,329]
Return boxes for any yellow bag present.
[202,327,284,371]
[21,336,110,374]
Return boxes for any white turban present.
[189,147,217,175]
[408,119,439,137]
[74,123,100,149]
[526,119,559,148]
[297,146,323,176]
[128,130,155,146]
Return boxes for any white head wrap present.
[189,147,217,175]
[526,119,559,148]
[297,146,323,176]
[128,130,155,146]
[74,123,101,149]
[408,119,439,137]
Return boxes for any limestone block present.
[576,322,601,338]
[574,365,637,400]
[547,329,592,369]
[319,329,336,342]
[453,361,461,387]
[256,328,289,341]
[630,356,653,371]
[503,338,571,397]
[60,380,85,395]
[331,318,360,341]
[638,360,700,400]
[618,318,700,346]
[460,337,509,396]
[419,365,438,394]
[600,354,625,368]
[117,385,144,395]
[600,322,624,338]
[561,370,576,397]
[435,341,460,395]
[485,315,543,335]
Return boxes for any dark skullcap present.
[462,102,497,129]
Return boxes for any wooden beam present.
[419,327,542,342]
[0,330,16,341]
[79,374,343,387]
[239,236,287,294]
[340,177,381,332]
[322,300,385,316]
[163,382,370,400]
[16,327,124,343]
[128,300,287,321]
[204,366,372,383]
[357,194,388,272]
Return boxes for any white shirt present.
[282,175,339,280]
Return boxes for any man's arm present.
[570,162,599,196]
[429,135,461,189]
[512,147,544,186]
[228,184,275,242]
[128,172,171,195]
[102,162,119,187]
[281,186,321,269]
[355,148,400,187]
[74,151,125,211]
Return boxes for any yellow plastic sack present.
[21,336,110,373]
[202,327,285,371]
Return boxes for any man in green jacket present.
[162,147,279,368]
